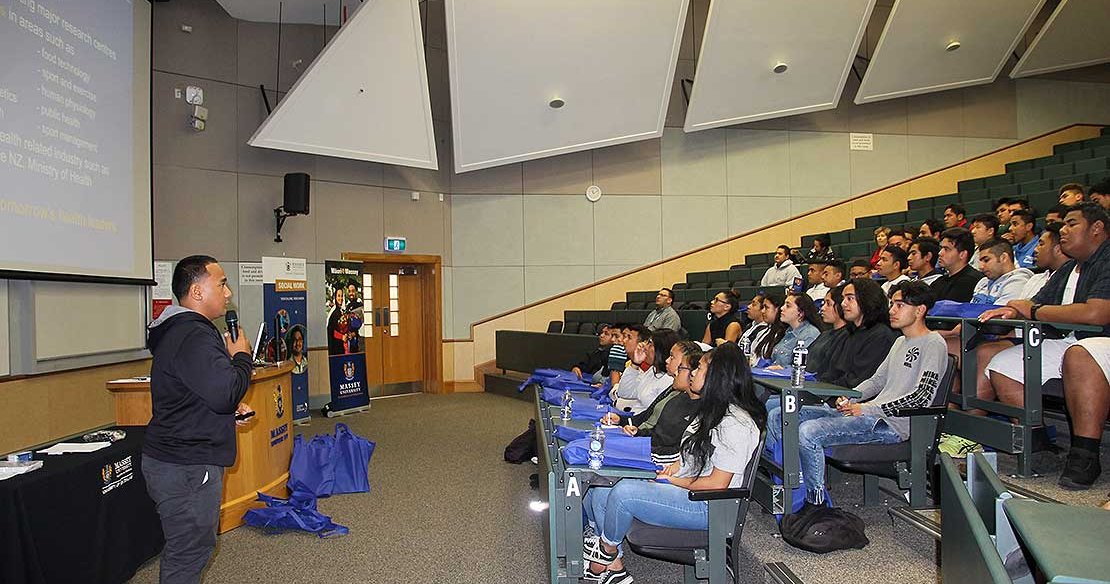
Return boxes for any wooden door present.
[362,264,426,386]
[359,271,384,387]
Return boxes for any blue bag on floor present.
[764,438,832,517]
[288,423,376,497]
[243,491,348,538]
[563,434,658,471]
[331,423,376,495]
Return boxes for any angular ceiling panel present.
[248,0,438,169]
[446,0,688,173]
[684,0,876,132]
[1011,0,1110,78]
[216,0,360,25]
[856,0,1045,104]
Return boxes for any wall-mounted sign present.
[384,237,407,253]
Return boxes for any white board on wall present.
[0,280,9,376]
[33,282,146,360]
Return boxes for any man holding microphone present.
[142,255,255,583]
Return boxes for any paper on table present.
[108,377,151,383]
[0,460,43,481]
[38,442,112,455]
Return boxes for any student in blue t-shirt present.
[1009,209,1039,269]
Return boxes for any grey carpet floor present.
[128,392,1109,584]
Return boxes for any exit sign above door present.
[384,236,407,252]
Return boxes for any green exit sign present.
[384,237,407,252]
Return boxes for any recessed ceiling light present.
[773,62,788,74]
[946,40,961,52]
[549,97,565,109]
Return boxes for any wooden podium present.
[106,362,295,533]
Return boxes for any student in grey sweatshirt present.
[766,280,948,506]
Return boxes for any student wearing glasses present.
[643,288,680,331]
[703,290,743,346]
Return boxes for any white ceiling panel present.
[1011,0,1110,78]
[248,0,438,169]
[684,0,876,132]
[446,0,689,173]
[856,0,1045,104]
[216,0,361,25]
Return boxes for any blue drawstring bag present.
[331,423,376,495]
[563,434,658,471]
[243,491,349,538]
[518,368,581,391]
[928,300,1000,318]
[542,388,619,419]
[764,438,832,517]
[288,423,375,498]
[553,425,627,443]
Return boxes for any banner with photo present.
[324,260,370,415]
[262,257,310,423]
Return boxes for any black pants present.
[142,455,224,584]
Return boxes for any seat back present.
[921,354,959,469]
[578,322,597,336]
[547,320,562,333]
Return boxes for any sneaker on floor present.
[583,568,634,584]
[583,537,617,565]
[938,433,983,458]
[1030,444,1065,475]
[1059,448,1102,490]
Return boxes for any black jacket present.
[818,322,900,389]
[576,344,613,376]
[144,307,254,467]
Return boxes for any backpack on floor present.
[780,505,869,553]
[504,419,537,464]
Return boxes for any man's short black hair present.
[659,287,674,299]
[994,197,1013,209]
[941,227,975,260]
[825,259,846,277]
[1069,201,1110,232]
[946,203,966,217]
[850,259,871,270]
[1047,204,1070,220]
[921,218,944,237]
[625,323,649,342]
[1043,220,1063,244]
[1011,209,1036,227]
[890,280,937,310]
[971,213,1000,232]
[1009,199,1031,210]
[978,238,1014,262]
[776,244,791,253]
[1059,183,1085,196]
[911,237,940,267]
[813,234,830,248]
[882,245,909,271]
[171,255,217,302]
[809,257,828,267]
[1090,180,1110,196]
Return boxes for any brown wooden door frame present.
[341,253,445,393]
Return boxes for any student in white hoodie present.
[760,245,803,289]
[970,239,1033,305]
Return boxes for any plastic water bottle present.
[561,389,573,421]
[588,422,605,470]
[791,340,808,389]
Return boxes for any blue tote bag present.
[563,434,658,471]
[288,423,376,498]
[331,423,376,495]
[243,491,349,538]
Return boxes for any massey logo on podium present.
[274,385,285,419]
[101,455,134,495]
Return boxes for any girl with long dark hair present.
[753,290,787,362]
[582,343,765,584]
[767,293,824,368]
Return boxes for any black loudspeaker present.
[283,172,310,215]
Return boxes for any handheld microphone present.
[226,310,239,342]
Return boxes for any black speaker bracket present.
[274,206,296,243]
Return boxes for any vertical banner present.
[152,261,173,319]
[262,257,310,423]
[324,260,370,416]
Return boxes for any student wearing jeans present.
[766,281,947,506]
[581,343,765,584]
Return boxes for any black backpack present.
[780,504,869,553]
[504,419,537,464]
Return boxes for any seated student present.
[1059,182,1085,206]
[766,281,947,507]
[1058,337,1110,489]
[573,323,616,382]
[966,203,1110,473]
[909,237,943,285]
[601,341,704,465]
[767,293,824,368]
[821,259,847,293]
[1020,222,1068,300]
[643,288,680,331]
[819,278,900,389]
[752,290,788,364]
[886,231,909,254]
[849,259,871,281]
[760,245,803,288]
[919,218,945,240]
[1090,180,1110,211]
[943,204,968,229]
[877,245,911,295]
[807,285,850,377]
[969,214,1000,269]
[1009,209,1039,269]
[739,293,769,352]
[930,227,984,302]
[869,227,891,270]
[807,234,835,263]
[1045,204,1069,225]
[582,343,765,584]
[607,324,639,386]
[703,290,743,346]
[995,197,1014,238]
[612,329,680,413]
[804,258,829,303]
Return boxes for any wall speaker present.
[283,172,310,215]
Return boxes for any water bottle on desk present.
[791,340,808,389]
[561,389,573,421]
[588,422,605,470]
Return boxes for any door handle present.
[383,310,391,327]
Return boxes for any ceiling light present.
[773,62,788,74]
[549,97,565,109]
[945,40,961,52]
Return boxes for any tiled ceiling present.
[248,0,438,169]
[855,0,1046,104]
[684,0,876,132]
[1011,0,1110,78]
[445,0,688,173]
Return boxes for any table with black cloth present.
[0,426,163,584]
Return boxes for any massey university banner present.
[262,257,310,423]
[324,260,370,415]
